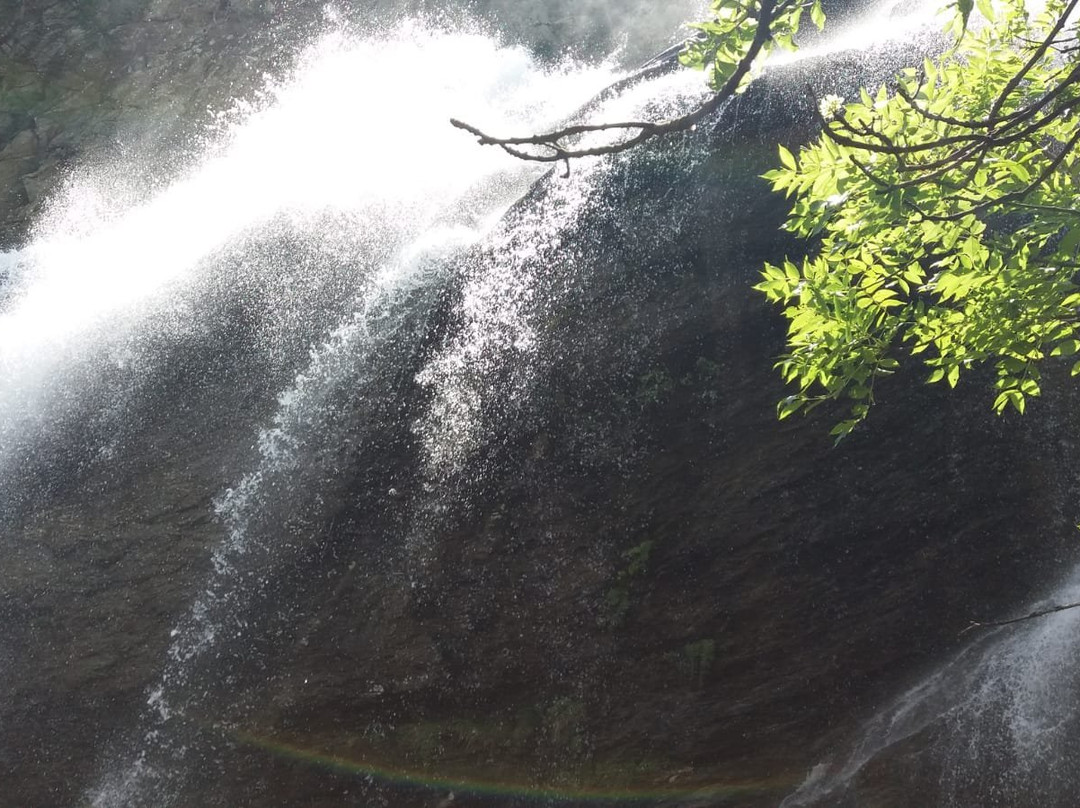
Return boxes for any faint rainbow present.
[227,728,797,803]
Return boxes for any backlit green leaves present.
[756,0,1080,432]
[680,0,825,91]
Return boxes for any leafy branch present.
[754,0,1080,436]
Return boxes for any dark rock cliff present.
[181,69,1080,806]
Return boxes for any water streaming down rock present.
[0,17,626,806]
[5,2,1080,807]
[0,19,611,505]
[84,40,730,808]
[782,563,1080,807]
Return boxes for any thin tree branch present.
[1009,201,1080,217]
[895,84,990,130]
[960,599,1080,634]
[824,117,981,157]
[987,0,1080,122]
[918,126,1080,221]
[449,0,782,163]
[821,59,1080,177]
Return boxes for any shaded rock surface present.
[3,4,1080,808]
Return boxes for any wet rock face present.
[220,73,1080,808]
[233,75,1080,808]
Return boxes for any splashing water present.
[0,18,616,491]
[52,17,645,808]
[413,65,711,474]
[0,15,636,806]
[772,0,944,67]
[781,564,1080,807]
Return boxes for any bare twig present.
[919,126,1080,221]
[449,0,783,163]
[987,0,1080,122]
[960,599,1080,634]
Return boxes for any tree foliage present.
[758,0,1080,438]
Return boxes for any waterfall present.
[0,19,616,494]
[0,15,640,806]
[781,568,1080,807]
[0,12,717,808]
[5,2,1080,807]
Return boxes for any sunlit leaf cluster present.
[679,0,826,90]
[755,0,1080,438]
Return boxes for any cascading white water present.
[781,564,1080,806]
[0,19,617,487]
[0,13,717,807]
[0,15,645,806]
[413,64,711,474]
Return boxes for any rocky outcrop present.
[206,68,1080,806]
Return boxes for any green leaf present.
[1010,390,1026,414]
[903,264,925,285]
[1059,227,1080,257]
[777,396,802,419]
[1005,161,1031,183]
[829,419,857,444]
[778,144,797,170]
